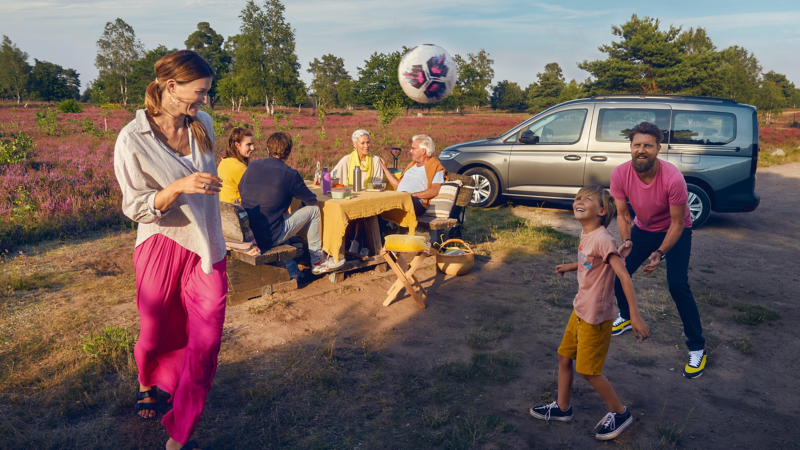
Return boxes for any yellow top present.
[217,157,248,203]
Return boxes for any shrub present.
[101,103,123,110]
[34,108,60,136]
[58,99,83,113]
[0,132,34,165]
[82,326,136,371]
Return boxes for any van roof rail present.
[591,94,738,104]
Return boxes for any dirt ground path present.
[214,163,800,448]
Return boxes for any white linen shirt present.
[397,164,444,194]
[113,109,225,274]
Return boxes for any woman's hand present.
[171,172,222,195]
[154,173,222,212]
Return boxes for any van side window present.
[671,111,736,145]
[522,109,587,144]
[596,109,670,142]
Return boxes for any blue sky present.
[1,0,798,93]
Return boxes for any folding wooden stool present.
[380,249,432,309]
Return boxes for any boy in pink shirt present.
[530,186,649,441]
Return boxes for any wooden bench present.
[220,202,301,306]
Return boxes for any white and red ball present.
[398,44,457,104]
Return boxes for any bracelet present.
[655,249,665,258]
[623,239,631,242]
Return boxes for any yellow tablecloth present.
[293,181,417,262]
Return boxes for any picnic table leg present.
[364,216,383,257]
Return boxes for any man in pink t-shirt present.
[609,121,707,379]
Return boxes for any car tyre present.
[687,184,711,229]
[464,167,499,207]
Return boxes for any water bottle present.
[322,166,331,195]
[352,166,362,192]
[313,161,322,185]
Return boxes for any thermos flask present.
[352,166,362,192]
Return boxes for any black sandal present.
[181,442,200,450]
[134,388,159,421]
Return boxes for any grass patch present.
[463,205,578,260]
[732,335,756,355]
[433,350,522,384]
[82,326,136,371]
[656,424,683,448]
[695,290,728,307]
[466,321,513,349]
[732,303,780,325]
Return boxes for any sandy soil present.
[205,163,800,448]
[11,163,797,448]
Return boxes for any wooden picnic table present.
[290,181,418,279]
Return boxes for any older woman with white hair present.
[331,129,387,189]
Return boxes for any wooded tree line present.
[1,8,798,118]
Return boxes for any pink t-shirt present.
[610,160,692,232]
[574,227,620,325]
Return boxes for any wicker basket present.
[436,239,475,276]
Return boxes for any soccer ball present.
[398,44,457,104]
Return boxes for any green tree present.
[95,18,144,106]
[490,80,525,111]
[763,71,799,107]
[232,0,306,112]
[185,22,232,105]
[336,77,355,110]
[0,36,32,103]
[579,15,685,94]
[556,79,588,103]
[307,54,351,108]
[526,62,566,113]
[755,80,786,124]
[216,75,247,111]
[460,50,494,109]
[719,46,761,104]
[354,49,410,108]
[674,27,723,96]
[27,59,80,102]
[126,46,176,106]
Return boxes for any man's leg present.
[275,205,322,264]
[665,228,705,351]
[614,226,661,320]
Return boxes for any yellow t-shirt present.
[217,157,248,203]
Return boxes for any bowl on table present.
[330,188,350,199]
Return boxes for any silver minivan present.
[439,95,761,228]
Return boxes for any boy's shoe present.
[611,314,631,336]
[311,256,346,275]
[595,408,633,440]
[529,401,573,421]
[683,349,707,379]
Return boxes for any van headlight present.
[439,149,461,160]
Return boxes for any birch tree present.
[95,18,144,106]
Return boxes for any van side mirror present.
[519,130,539,144]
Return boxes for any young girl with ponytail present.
[218,126,254,204]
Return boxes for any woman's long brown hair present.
[144,50,214,154]
[225,127,253,166]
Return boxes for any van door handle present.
[564,155,581,161]
[590,156,608,162]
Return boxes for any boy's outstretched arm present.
[555,262,579,276]
[608,254,649,340]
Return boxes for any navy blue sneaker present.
[530,401,573,421]
[595,408,633,440]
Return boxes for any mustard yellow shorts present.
[557,310,613,376]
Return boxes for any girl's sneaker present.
[595,408,633,440]
[529,401,573,421]
[611,314,631,336]
[684,349,707,379]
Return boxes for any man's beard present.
[632,155,656,173]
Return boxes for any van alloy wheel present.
[687,192,703,221]
[463,167,499,207]
[472,174,491,204]
[686,183,711,228]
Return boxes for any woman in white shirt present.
[113,50,224,450]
